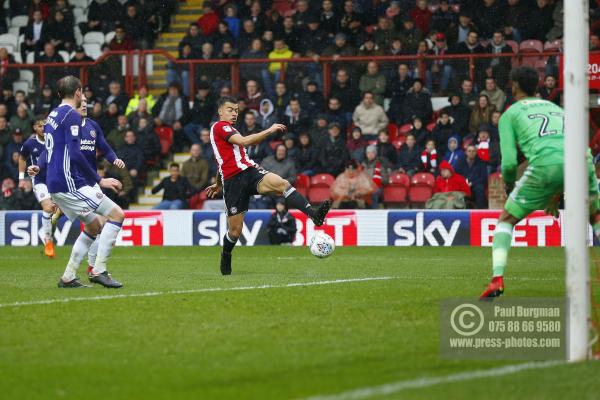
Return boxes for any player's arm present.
[18,144,30,188]
[227,124,286,147]
[27,149,46,177]
[94,121,124,168]
[498,112,518,191]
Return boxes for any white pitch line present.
[0,276,398,309]
[302,361,565,400]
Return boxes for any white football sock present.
[88,235,100,268]
[62,231,95,282]
[93,221,122,274]
[41,211,52,242]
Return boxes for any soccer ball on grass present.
[309,232,335,258]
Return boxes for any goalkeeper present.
[480,66,600,299]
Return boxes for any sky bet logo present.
[387,211,471,246]
[4,212,80,246]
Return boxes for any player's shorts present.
[505,157,600,219]
[222,167,269,216]
[33,183,50,203]
[51,185,117,224]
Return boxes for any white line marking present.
[302,361,565,400]
[0,276,397,309]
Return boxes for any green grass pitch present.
[1,246,599,399]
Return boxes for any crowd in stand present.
[0,0,589,211]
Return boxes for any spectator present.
[10,106,33,136]
[223,4,241,39]
[283,134,298,161]
[179,23,205,57]
[410,0,433,34]
[153,84,190,151]
[431,0,457,35]
[110,24,134,51]
[47,9,74,52]
[238,20,259,53]
[35,42,64,86]
[135,117,160,164]
[240,38,268,85]
[267,199,297,245]
[181,144,209,191]
[476,127,501,172]
[198,3,219,37]
[14,178,37,210]
[184,82,216,144]
[298,15,327,55]
[98,160,133,209]
[245,131,272,165]
[265,39,293,96]
[473,0,505,40]
[388,63,414,119]
[125,86,156,116]
[199,128,216,179]
[376,129,398,165]
[538,75,561,106]
[362,144,392,208]
[489,110,502,142]
[299,81,324,118]
[452,30,485,82]
[400,79,432,125]
[128,99,153,131]
[22,10,48,61]
[100,102,120,133]
[444,135,465,170]
[455,144,488,208]
[247,1,266,35]
[196,42,219,83]
[447,11,476,47]
[443,93,471,136]
[319,122,349,176]
[421,139,438,174]
[459,78,477,108]
[398,133,421,175]
[322,33,356,73]
[272,82,291,118]
[275,16,300,53]
[331,159,377,209]
[33,84,57,116]
[239,112,261,137]
[69,45,94,67]
[357,37,384,66]
[352,92,389,140]
[428,33,453,93]
[107,115,129,152]
[151,163,195,210]
[283,98,310,135]
[0,177,18,210]
[309,114,329,144]
[293,0,315,29]
[505,0,528,43]
[0,116,9,155]
[525,0,554,41]
[261,144,297,185]
[359,61,386,106]
[104,81,129,115]
[330,68,360,115]
[346,126,368,163]
[433,160,471,197]
[338,0,363,43]
[399,16,423,54]
[373,17,399,51]
[431,111,455,155]
[242,79,264,112]
[469,94,496,135]
[480,77,506,112]
[485,31,513,88]
[212,21,235,54]
[117,130,144,183]
[0,48,17,93]
[257,99,277,129]
[296,132,318,176]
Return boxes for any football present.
[309,232,335,258]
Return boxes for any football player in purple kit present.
[18,118,56,258]
[40,76,125,288]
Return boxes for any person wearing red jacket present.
[433,160,471,197]
[409,0,433,34]
[198,3,220,37]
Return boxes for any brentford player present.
[206,96,331,275]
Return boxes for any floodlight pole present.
[564,0,590,362]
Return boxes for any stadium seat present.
[391,136,405,150]
[383,185,408,206]
[387,123,398,141]
[105,31,116,44]
[83,31,105,45]
[82,43,101,59]
[308,173,334,203]
[13,80,29,93]
[10,16,28,28]
[398,123,412,135]
[8,27,20,37]
[505,40,519,54]
[73,7,87,21]
[295,174,310,197]
[408,173,435,206]
[75,13,88,25]
[411,172,435,188]
[0,43,14,53]
[269,140,282,151]
[519,40,543,53]
[70,0,89,8]
[0,33,18,50]
[25,51,35,64]
[19,70,34,87]
[188,191,208,209]
[426,122,436,132]
[155,126,174,156]
[388,172,410,187]
[544,40,562,52]
[272,0,294,15]
[59,50,70,62]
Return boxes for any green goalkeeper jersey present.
[498,97,565,185]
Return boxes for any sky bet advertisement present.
[1,210,590,247]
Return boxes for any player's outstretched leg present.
[39,199,55,258]
[90,203,125,288]
[221,213,243,275]
[480,212,520,300]
[59,228,98,288]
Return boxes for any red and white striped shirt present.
[210,120,258,180]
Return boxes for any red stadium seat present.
[383,186,408,205]
[426,122,436,132]
[408,185,433,206]
[155,126,173,156]
[519,40,543,53]
[269,140,283,151]
[411,172,435,187]
[188,191,208,209]
[387,123,398,141]
[295,174,310,197]
[398,123,413,135]
[272,0,294,15]
[310,173,335,187]
[505,40,519,54]
[544,40,562,52]
[391,136,405,150]
[388,172,410,187]
[308,173,335,203]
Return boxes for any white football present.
[309,232,335,258]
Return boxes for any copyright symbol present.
[450,304,484,336]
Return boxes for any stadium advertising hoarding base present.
[0,210,592,247]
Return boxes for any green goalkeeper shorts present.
[505,158,600,220]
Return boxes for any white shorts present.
[33,183,51,203]
[51,185,117,225]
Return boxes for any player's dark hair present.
[510,66,539,97]
[217,96,238,109]
[57,75,81,99]
[169,162,180,169]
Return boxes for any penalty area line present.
[0,276,397,309]
[301,360,565,400]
